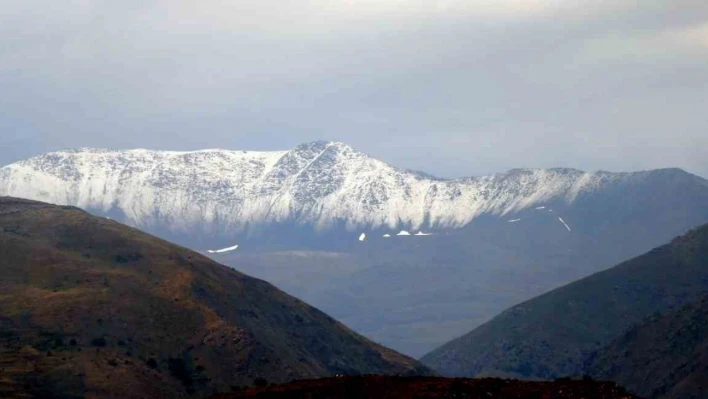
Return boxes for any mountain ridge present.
[2,141,705,248]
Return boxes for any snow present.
[535,206,546,210]
[415,232,433,236]
[359,233,366,241]
[508,219,521,223]
[397,230,411,236]
[558,217,572,232]
[0,142,628,237]
[383,234,391,238]
[207,244,239,254]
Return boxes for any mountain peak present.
[291,140,359,155]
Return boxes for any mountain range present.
[3,141,708,356]
[3,141,706,249]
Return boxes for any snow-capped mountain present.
[0,141,647,233]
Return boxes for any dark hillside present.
[211,375,638,399]
[422,223,708,379]
[0,197,429,398]
[588,295,708,399]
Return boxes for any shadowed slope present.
[422,223,708,379]
[588,295,708,398]
[0,197,430,399]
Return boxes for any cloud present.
[0,0,707,178]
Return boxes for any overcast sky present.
[1,1,707,178]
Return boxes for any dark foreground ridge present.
[0,197,430,398]
[212,376,639,399]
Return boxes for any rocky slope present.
[588,295,708,398]
[421,223,708,379]
[0,197,430,399]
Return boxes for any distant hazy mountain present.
[0,197,429,398]
[421,223,708,380]
[588,295,708,399]
[2,142,708,357]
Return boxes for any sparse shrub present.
[168,357,194,389]
[115,253,143,264]
[253,378,268,387]
[147,358,158,369]
[91,337,107,347]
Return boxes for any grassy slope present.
[0,198,429,399]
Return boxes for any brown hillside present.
[0,197,430,399]
[212,376,639,399]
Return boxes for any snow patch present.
[535,206,546,210]
[415,231,433,236]
[397,230,411,236]
[207,244,239,254]
[383,234,391,238]
[508,219,521,223]
[558,217,572,232]
[358,233,366,242]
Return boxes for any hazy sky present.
[1,1,707,178]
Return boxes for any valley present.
[3,2,706,396]
[3,142,708,357]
